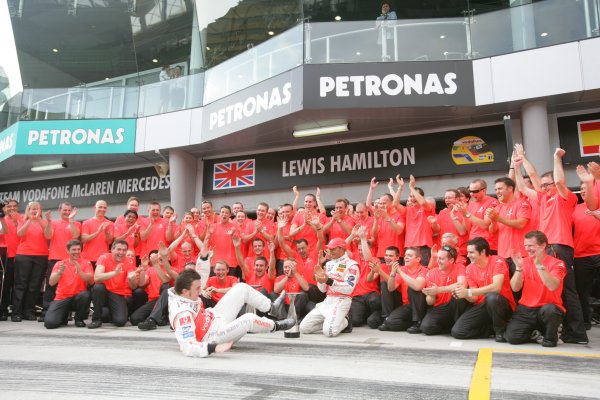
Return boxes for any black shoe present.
[0,312,7,321]
[156,318,169,327]
[138,318,158,331]
[407,323,422,334]
[269,290,287,319]
[495,333,506,343]
[74,320,86,328]
[530,330,544,344]
[23,314,37,321]
[11,315,22,322]
[561,335,589,345]
[378,323,389,331]
[542,339,557,348]
[341,315,352,333]
[274,318,295,331]
[88,320,102,329]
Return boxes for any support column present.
[168,149,197,214]
[521,101,552,173]
[510,0,536,51]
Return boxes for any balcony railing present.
[1,0,598,131]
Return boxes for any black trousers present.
[573,254,600,324]
[451,292,513,339]
[41,259,59,315]
[380,281,402,319]
[13,254,47,317]
[504,304,564,344]
[44,291,92,329]
[384,288,427,331]
[91,283,131,326]
[130,283,170,325]
[132,287,149,314]
[351,291,382,328]
[421,297,470,336]
[0,253,15,313]
[548,244,588,341]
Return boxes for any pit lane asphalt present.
[1,321,600,399]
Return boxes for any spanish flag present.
[578,120,600,156]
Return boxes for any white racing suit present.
[299,254,360,337]
[168,283,276,357]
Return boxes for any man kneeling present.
[169,269,294,357]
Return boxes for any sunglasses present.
[469,188,485,194]
[540,182,555,189]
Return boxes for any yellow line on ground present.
[469,348,492,400]
[491,348,600,359]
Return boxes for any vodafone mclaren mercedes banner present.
[303,61,475,108]
[0,168,170,210]
[203,124,507,194]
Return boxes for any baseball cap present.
[326,238,346,250]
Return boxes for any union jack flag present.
[213,159,255,190]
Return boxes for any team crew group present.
[1,144,600,356]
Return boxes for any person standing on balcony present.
[376,2,397,60]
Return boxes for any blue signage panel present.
[14,119,136,154]
[0,123,18,163]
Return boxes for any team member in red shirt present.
[348,226,382,329]
[139,201,168,257]
[399,175,435,265]
[113,210,141,257]
[233,235,276,297]
[429,189,469,257]
[81,200,114,266]
[88,239,137,328]
[44,239,94,329]
[0,198,22,320]
[572,182,600,330]
[208,206,239,278]
[242,202,275,257]
[277,215,325,306]
[420,246,467,335]
[202,260,239,307]
[274,258,310,317]
[380,247,427,333]
[451,237,516,342]
[455,179,499,254]
[505,231,566,347]
[486,177,531,273]
[12,201,52,322]
[368,246,403,324]
[514,148,588,344]
[346,225,383,329]
[323,198,355,242]
[114,196,141,225]
[40,202,81,321]
[274,203,294,275]
[289,193,326,252]
[373,193,405,260]
[130,248,171,326]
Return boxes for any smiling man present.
[168,270,294,357]
[505,231,566,347]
